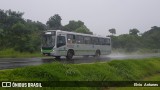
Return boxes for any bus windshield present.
[42,35,55,47]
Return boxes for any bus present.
[41,30,111,59]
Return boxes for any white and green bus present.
[41,30,111,59]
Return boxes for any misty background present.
[0,0,160,36]
[0,0,160,55]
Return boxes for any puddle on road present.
[108,53,160,59]
[0,53,159,70]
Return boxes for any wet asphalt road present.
[0,53,160,70]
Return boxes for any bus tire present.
[66,50,74,60]
[95,50,100,57]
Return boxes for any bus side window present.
[92,37,97,45]
[98,38,101,45]
[72,35,76,43]
[94,37,99,45]
[75,35,79,44]
[91,37,94,44]
[76,35,84,44]
[107,39,111,45]
[57,36,66,48]
[98,38,105,45]
[80,36,84,44]
[104,38,107,45]
[84,36,91,44]
[102,38,105,45]
[89,37,91,44]
[67,34,71,44]
[84,37,87,44]
[67,34,75,44]
[104,38,110,45]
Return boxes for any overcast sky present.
[0,0,160,36]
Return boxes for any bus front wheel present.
[66,50,74,60]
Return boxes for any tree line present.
[0,9,92,53]
[0,9,160,53]
[109,27,160,52]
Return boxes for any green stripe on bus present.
[42,49,53,53]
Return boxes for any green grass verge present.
[0,58,160,90]
[0,48,42,58]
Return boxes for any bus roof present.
[46,30,110,39]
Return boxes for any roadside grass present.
[0,58,160,90]
[0,48,42,58]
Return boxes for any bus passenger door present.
[57,36,66,55]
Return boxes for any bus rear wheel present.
[66,50,74,60]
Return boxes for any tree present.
[0,9,44,52]
[0,9,24,29]
[129,28,139,35]
[63,20,84,31]
[75,25,93,34]
[10,22,31,52]
[46,14,62,29]
[0,29,4,49]
[109,28,116,35]
[109,35,120,49]
[142,26,160,49]
[0,9,7,29]
[63,20,93,34]
[0,9,25,49]
[26,19,46,31]
[114,34,142,52]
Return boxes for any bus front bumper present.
[42,50,59,57]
